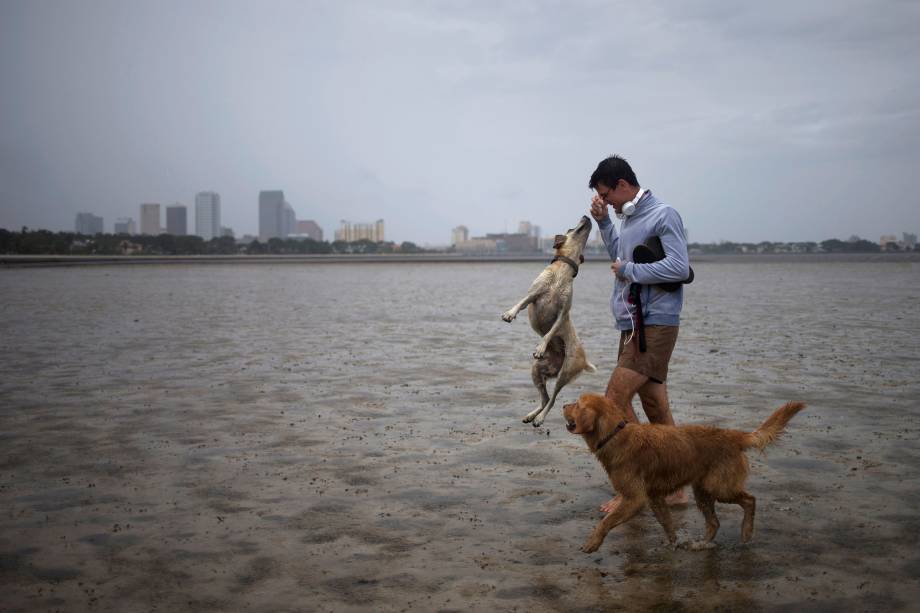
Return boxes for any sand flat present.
[1,259,919,611]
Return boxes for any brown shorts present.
[617,325,679,384]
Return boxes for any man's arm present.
[591,195,619,261]
[597,216,619,261]
[623,207,690,284]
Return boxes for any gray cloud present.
[1,0,918,244]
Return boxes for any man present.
[589,155,691,510]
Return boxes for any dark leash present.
[628,282,646,353]
[595,420,627,453]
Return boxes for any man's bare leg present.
[600,366,648,513]
[638,380,689,505]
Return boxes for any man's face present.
[596,180,627,210]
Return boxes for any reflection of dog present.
[501,216,596,427]
[563,394,805,553]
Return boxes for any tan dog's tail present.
[742,402,806,451]
[586,361,597,374]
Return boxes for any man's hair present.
[588,155,639,190]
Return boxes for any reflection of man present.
[588,155,691,510]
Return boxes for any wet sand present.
[1,259,919,611]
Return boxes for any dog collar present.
[551,255,580,277]
[595,420,627,453]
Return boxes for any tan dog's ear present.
[574,403,595,434]
[553,234,566,249]
[579,254,585,264]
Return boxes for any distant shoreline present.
[2,251,918,268]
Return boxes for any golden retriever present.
[563,393,805,553]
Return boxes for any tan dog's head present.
[563,393,621,435]
[553,215,592,264]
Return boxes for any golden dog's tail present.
[586,361,597,374]
[742,402,806,451]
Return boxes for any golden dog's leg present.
[648,496,677,545]
[581,496,645,554]
[730,491,756,543]
[692,485,720,542]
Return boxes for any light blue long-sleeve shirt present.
[597,189,690,331]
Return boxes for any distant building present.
[484,232,538,253]
[166,204,188,235]
[880,235,898,249]
[118,240,143,255]
[75,212,103,235]
[518,221,541,243]
[140,204,161,235]
[335,219,385,242]
[455,238,501,254]
[903,233,917,250]
[283,202,296,238]
[259,190,286,241]
[297,220,324,241]
[114,217,136,235]
[220,226,234,238]
[451,225,469,246]
[195,192,221,240]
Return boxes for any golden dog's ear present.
[578,254,585,264]
[553,234,566,249]
[574,403,595,434]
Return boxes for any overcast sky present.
[2,0,918,244]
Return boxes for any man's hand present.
[590,195,609,223]
[612,259,628,281]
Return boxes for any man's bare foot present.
[665,488,689,506]
[600,496,621,514]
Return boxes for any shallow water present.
[1,259,919,611]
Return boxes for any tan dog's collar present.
[551,255,580,277]
[594,420,627,453]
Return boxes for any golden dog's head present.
[552,215,592,265]
[563,393,620,435]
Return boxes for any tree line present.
[687,239,910,254]
[0,228,424,256]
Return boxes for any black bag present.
[632,236,694,292]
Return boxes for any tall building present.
[259,190,286,241]
[140,204,161,235]
[166,204,188,235]
[195,192,221,240]
[297,220,324,241]
[283,201,296,238]
[114,217,136,235]
[518,220,541,244]
[335,219,385,242]
[75,212,103,234]
[451,225,469,246]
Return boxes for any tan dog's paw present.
[501,311,516,322]
[580,537,603,554]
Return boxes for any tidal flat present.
[1,258,919,611]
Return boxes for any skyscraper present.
[114,217,136,234]
[283,202,296,238]
[296,220,323,241]
[335,219,385,242]
[140,204,161,235]
[166,204,188,236]
[259,190,285,241]
[195,192,221,240]
[451,225,469,246]
[75,212,103,234]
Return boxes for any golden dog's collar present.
[551,255,580,277]
[595,420,627,452]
